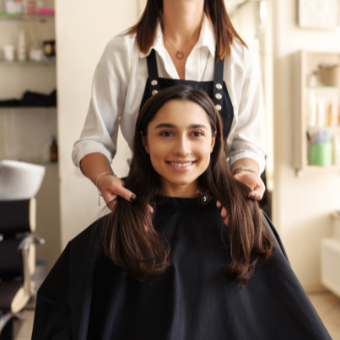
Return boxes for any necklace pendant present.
[176,51,184,59]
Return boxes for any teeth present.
[169,162,194,167]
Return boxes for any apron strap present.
[213,57,224,110]
[146,49,160,94]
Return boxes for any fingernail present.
[250,194,256,199]
[130,194,137,202]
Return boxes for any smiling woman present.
[142,99,216,198]
[100,85,271,284]
[32,86,332,340]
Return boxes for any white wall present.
[273,0,340,290]
[230,1,274,191]
[56,0,139,247]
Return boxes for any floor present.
[12,290,340,340]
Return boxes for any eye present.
[191,130,204,137]
[160,131,173,137]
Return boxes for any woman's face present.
[142,99,216,197]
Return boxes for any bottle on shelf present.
[3,45,15,61]
[50,136,58,162]
[316,97,326,127]
[306,91,316,127]
[3,0,22,14]
[17,29,27,61]
[22,0,35,14]
[306,71,318,87]
[327,102,338,126]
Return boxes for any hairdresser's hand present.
[97,174,154,230]
[233,171,265,201]
[97,174,137,208]
[216,200,229,226]
[216,172,265,226]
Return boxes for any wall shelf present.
[307,125,340,130]
[0,60,56,66]
[0,13,54,22]
[307,86,340,90]
[292,50,340,176]
[0,107,57,109]
[296,165,340,177]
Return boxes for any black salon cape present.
[31,197,331,340]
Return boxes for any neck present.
[162,0,204,46]
[159,179,200,198]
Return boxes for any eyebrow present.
[155,123,208,130]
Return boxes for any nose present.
[172,134,191,157]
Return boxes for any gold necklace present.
[165,39,193,60]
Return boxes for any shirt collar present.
[195,14,216,58]
[139,14,216,59]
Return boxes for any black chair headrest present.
[0,199,36,235]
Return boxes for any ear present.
[141,131,150,154]
[210,131,217,153]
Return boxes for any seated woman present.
[32,85,331,340]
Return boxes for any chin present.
[164,174,200,186]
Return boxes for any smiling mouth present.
[166,161,196,167]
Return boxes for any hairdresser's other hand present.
[216,200,229,226]
[97,174,137,208]
[233,171,265,201]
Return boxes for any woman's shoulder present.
[100,28,139,63]
[228,37,259,70]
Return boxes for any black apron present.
[140,50,234,138]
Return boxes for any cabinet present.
[0,12,57,163]
[0,12,60,270]
[292,50,340,175]
[321,212,340,298]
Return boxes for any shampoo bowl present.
[0,160,46,200]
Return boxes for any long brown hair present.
[101,85,273,287]
[127,0,247,60]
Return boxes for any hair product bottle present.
[18,30,27,61]
[306,91,316,127]
[316,97,326,127]
[50,137,58,162]
[328,102,338,126]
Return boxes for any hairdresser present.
[72,0,266,207]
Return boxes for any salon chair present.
[0,198,44,339]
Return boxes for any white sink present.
[0,160,46,200]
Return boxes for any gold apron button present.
[152,90,158,96]
[215,93,222,100]
[216,83,222,90]
[151,80,158,86]
[215,104,222,111]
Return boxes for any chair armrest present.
[18,235,45,296]
[0,312,25,334]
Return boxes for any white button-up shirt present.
[72,15,265,173]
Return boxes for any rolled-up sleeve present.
[72,34,130,167]
[228,50,265,174]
